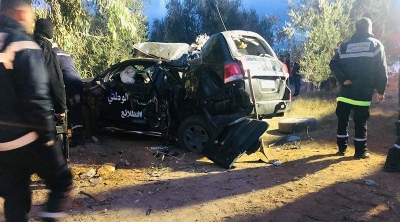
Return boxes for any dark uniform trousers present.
[336,101,370,155]
[0,140,72,221]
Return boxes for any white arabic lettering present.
[107,92,129,104]
[121,110,143,118]
[346,42,371,53]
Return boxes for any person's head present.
[355,17,372,34]
[0,0,35,34]
[34,18,54,40]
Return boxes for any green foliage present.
[285,0,354,87]
[149,0,278,45]
[283,0,400,88]
[38,0,148,78]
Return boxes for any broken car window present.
[232,35,271,56]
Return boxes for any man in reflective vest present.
[329,17,388,159]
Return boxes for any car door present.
[95,63,150,130]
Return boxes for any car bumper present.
[249,100,292,119]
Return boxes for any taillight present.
[224,63,244,83]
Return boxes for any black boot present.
[384,147,400,172]
[354,140,370,159]
[336,137,348,156]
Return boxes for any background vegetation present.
[32,0,400,85]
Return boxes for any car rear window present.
[231,35,272,57]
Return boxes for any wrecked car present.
[83,39,270,168]
[83,43,189,141]
[188,30,292,120]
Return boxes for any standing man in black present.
[329,17,388,159]
[292,61,301,96]
[33,18,66,121]
[0,0,72,221]
[53,43,85,147]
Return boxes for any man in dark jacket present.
[292,61,301,96]
[330,17,388,159]
[33,18,66,120]
[0,0,72,221]
[53,44,85,147]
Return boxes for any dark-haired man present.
[33,18,67,121]
[0,0,72,221]
[330,17,388,159]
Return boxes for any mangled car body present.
[187,30,291,119]
[83,30,290,168]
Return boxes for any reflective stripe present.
[0,40,40,69]
[339,48,381,59]
[71,125,83,129]
[337,134,348,138]
[56,52,71,57]
[354,138,367,142]
[394,144,400,149]
[38,212,67,218]
[0,132,38,151]
[337,97,371,106]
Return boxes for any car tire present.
[177,115,211,154]
[278,117,317,134]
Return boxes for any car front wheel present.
[177,115,210,154]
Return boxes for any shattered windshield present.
[132,42,189,61]
[231,35,272,57]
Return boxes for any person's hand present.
[55,113,66,120]
[377,93,385,102]
[44,140,54,147]
[343,80,352,86]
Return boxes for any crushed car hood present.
[133,42,190,61]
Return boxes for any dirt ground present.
[1,76,400,222]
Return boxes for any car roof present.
[133,42,190,61]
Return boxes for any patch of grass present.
[287,91,337,125]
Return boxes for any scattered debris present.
[120,159,131,166]
[257,138,281,166]
[364,179,378,186]
[92,136,101,144]
[271,160,282,166]
[287,135,301,142]
[79,168,96,179]
[89,177,102,186]
[268,136,287,147]
[150,146,169,152]
[96,163,116,179]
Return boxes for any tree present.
[35,0,148,78]
[282,0,400,88]
[149,18,166,42]
[149,0,279,45]
[283,0,355,87]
